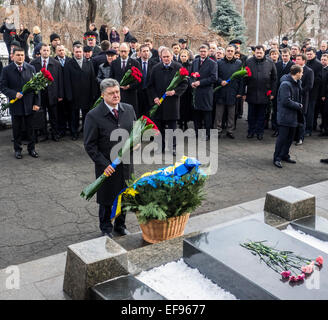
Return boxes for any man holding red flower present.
[31,43,64,142]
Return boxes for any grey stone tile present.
[238,198,265,213]
[0,284,45,300]
[34,275,71,300]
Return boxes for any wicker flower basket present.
[139,213,190,244]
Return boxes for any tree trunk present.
[53,0,61,22]
[122,0,132,26]
[86,0,97,31]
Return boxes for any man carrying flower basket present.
[0,47,41,159]
[83,78,136,238]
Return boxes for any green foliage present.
[123,168,207,225]
[211,0,246,43]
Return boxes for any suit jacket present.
[30,56,64,106]
[83,101,136,206]
[55,56,72,100]
[136,57,157,89]
[148,60,188,120]
[0,62,40,116]
[110,57,141,114]
[275,60,294,84]
[91,51,107,76]
[64,57,97,109]
[191,56,218,111]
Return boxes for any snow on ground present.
[136,259,237,300]
[282,225,328,254]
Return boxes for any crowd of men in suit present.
[0,28,328,166]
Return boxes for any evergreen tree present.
[211,0,246,43]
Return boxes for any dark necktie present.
[18,66,22,72]
[122,60,126,70]
[142,61,147,88]
[43,59,47,69]
[113,108,119,119]
[200,59,204,66]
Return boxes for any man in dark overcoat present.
[84,78,136,237]
[0,47,41,159]
[191,44,218,140]
[110,42,141,117]
[148,47,188,154]
[64,44,97,140]
[244,45,277,140]
[30,43,64,141]
[214,44,242,139]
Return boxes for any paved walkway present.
[1,118,328,269]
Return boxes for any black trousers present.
[57,99,72,135]
[273,126,296,162]
[41,92,58,136]
[156,119,177,150]
[194,110,212,137]
[71,108,89,135]
[137,88,151,117]
[98,204,126,233]
[12,114,35,152]
[322,99,328,133]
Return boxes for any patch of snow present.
[282,225,328,254]
[136,259,237,300]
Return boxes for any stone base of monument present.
[264,186,315,221]
[183,219,328,300]
[291,215,328,242]
[90,275,166,300]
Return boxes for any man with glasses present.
[110,42,141,117]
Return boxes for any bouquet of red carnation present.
[149,67,189,117]
[1,68,54,111]
[213,67,251,93]
[191,72,200,107]
[120,66,142,86]
[81,115,159,200]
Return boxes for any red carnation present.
[266,90,272,97]
[191,72,200,78]
[245,67,252,77]
[142,116,159,134]
[179,67,189,77]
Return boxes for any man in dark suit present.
[148,47,188,155]
[30,43,64,141]
[55,44,73,138]
[191,44,218,140]
[110,42,141,117]
[319,54,328,136]
[145,38,159,62]
[64,44,97,140]
[0,47,40,159]
[84,78,136,238]
[137,44,158,116]
[271,48,294,136]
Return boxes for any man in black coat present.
[96,49,117,84]
[30,44,64,141]
[92,40,111,76]
[148,47,188,154]
[84,78,136,237]
[244,45,277,140]
[123,27,134,43]
[55,44,73,138]
[294,54,314,145]
[318,54,328,136]
[0,47,41,159]
[191,45,218,140]
[137,44,158,116]
[110,42,141,117]
[305,47,322,136]
[273,65,303,168]
[214,44,242,139]
[271,48,294,135]
[64,44,97,140]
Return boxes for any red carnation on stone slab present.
[179,67,189,77]
[245,66,252,77]
[316,256,323,266]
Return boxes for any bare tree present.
[86,0,97,31]
[122,0,132,26]
[53,0,62,22]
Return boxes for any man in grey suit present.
[83,78,136,238]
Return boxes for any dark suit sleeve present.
[0,67,17,100]
[89,62,97,100]
[271,62,278,97]
[280,82,302,111]
[148,66,158,101]
[199,61,217,87]
[84,113,110,168]
[64,62,73,101]
[305,69,314,93]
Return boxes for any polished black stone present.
[183,219,328,300]
[90,275,166,300]
[291,216,328,241]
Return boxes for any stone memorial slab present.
[183,219,328,300]
[264,186,315,220]
[90,275,166,300]
[63,236,128,300]
[291,215,328,241]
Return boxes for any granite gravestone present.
[183,219,328,300]
[291,216,328,241]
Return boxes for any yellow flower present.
[10,98,18,104]
[124,188,139,197]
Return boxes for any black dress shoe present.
[283,158,296,164]
[226,132,235,139]
[101,231,113,238]
[247,133,254,139]
[320,159,328,164]
[52,135,60,142]
[15,151,22,159]
[273,160,283,168]
[28,150,39,158]
[271,131,279,137]
[257,134,263,140]
[114,227,130,236]
[72,134,79,141]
